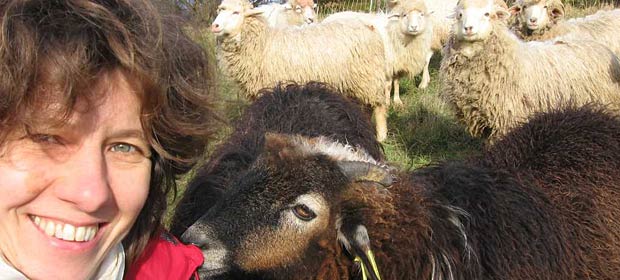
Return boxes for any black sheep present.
[170,82,383,236]
[181,105,620,280]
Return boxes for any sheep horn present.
[337,161,393,187]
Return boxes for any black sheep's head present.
[181,133,393,280]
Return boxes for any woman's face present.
[0,69,152,279]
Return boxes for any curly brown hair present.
[0,0,218,264]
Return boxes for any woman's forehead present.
[27,69,145,128]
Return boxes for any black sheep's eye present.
[293,204,316,221]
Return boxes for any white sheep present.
[211,0,393,141]
[440,0,620,140]
[389,0,460,86]
[256,0,317,27]
[508,0,565,39]
[508,0,620,56]
[322,0,433,106]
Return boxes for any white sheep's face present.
[454,0,508,42]
[514,0,550,30]
[400,9,429,36]
[284,3,317,25]
[299,4,317,24]
[509,0,564,31]
[212,1,261,37]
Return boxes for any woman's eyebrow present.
[110,129,148,141]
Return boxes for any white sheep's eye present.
[293,204,316,221]
[543,5,548,8]
[484,12,490,17]
[233,11,240,15]
[457,12,462,19]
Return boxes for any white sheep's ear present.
[495,8,510,21]
[549,6,565,22]
[339,224,382,280]
[508,5,521,15]
[246,8,264,17]
[387,0,399,7]
[387,11,400,20]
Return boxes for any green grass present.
[382,58,482,171]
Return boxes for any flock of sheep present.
[170,0,620,279]
[210,0,620,142]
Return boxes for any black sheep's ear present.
[337,161,393,187]
[339,224,382,280]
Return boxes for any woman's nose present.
[54,148,113,213]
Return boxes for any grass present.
[381,57,482,171]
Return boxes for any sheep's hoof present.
[377,134,387,142]
[393,98,404,108]
[418,82,429,89]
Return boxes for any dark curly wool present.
[478,105,620,278]
[169,82,383,236]
[179,105,620,280]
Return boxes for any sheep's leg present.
[374,105,388,142]
[418,52,433,89]
[393,78,403,107]
[385,81,392,106]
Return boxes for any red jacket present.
[126,231,204,280]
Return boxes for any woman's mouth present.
[30,215,99,242]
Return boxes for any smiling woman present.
[0,0,217,279]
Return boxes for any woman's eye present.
[111,143,137,153]
[109,143,150,163]
[29,134,61,145]
[293,204,316,221]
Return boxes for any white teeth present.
[45,222,55,236]
[55,224,63,239]
[75,226,86,242]
[63,224,76,241]
[31,215,99,242]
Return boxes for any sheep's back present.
[441,31,620,139]
[482,105,620,278]
[256,21,389,106]
[525,9,620,56]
